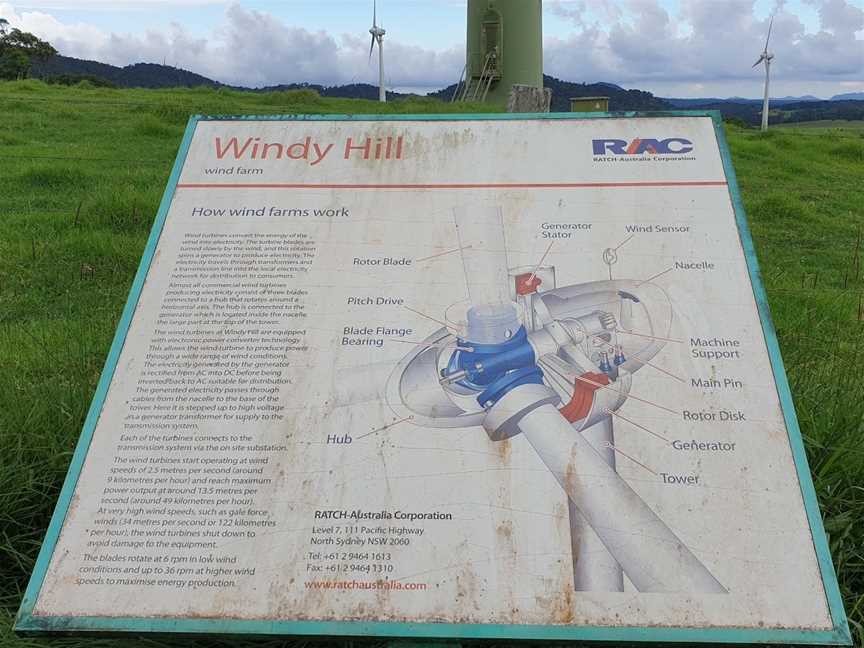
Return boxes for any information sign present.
[17,113,850,645]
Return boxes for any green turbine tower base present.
[465,0,543,106]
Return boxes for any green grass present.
[731,124,864,644]
[775,119,864,130]
[1,80,863,646]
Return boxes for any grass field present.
[1,80,863,647]
[775,119,864,130]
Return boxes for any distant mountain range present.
[669,98,864,125]
[31,54,217,89]
[28,54,864,126]
[29,56,670,112]
[429,76,670,112]
[664,94,861,106]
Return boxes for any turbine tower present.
[456,0,543,105]
[753,14,775,132]
[369,0,386,103]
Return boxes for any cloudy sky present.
[1,0,862,98]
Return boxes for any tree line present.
[0,19,56,80]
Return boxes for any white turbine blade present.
[764,14,774,53]
[373,0,377,28]
[752,55,765,68]
[369,34,376,61]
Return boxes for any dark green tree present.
[0,27,57,79]
[0,48,28,79]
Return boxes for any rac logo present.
[592,137,694,155]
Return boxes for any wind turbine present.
[753,14,775,132]
[369,0,386,103]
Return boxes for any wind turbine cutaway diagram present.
[353,206,727,594]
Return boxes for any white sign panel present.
[18,115,848,644]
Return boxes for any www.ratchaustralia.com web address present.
[304,579,427,591]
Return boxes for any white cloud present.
[1,0,861,96]
[0,2,466,87]
[0,2,463,87]
[0,4,108,53]
[8,1,224,7]
[543,0,864,92]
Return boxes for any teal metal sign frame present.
[15,111,851,645]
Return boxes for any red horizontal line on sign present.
[176,181,728,190]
